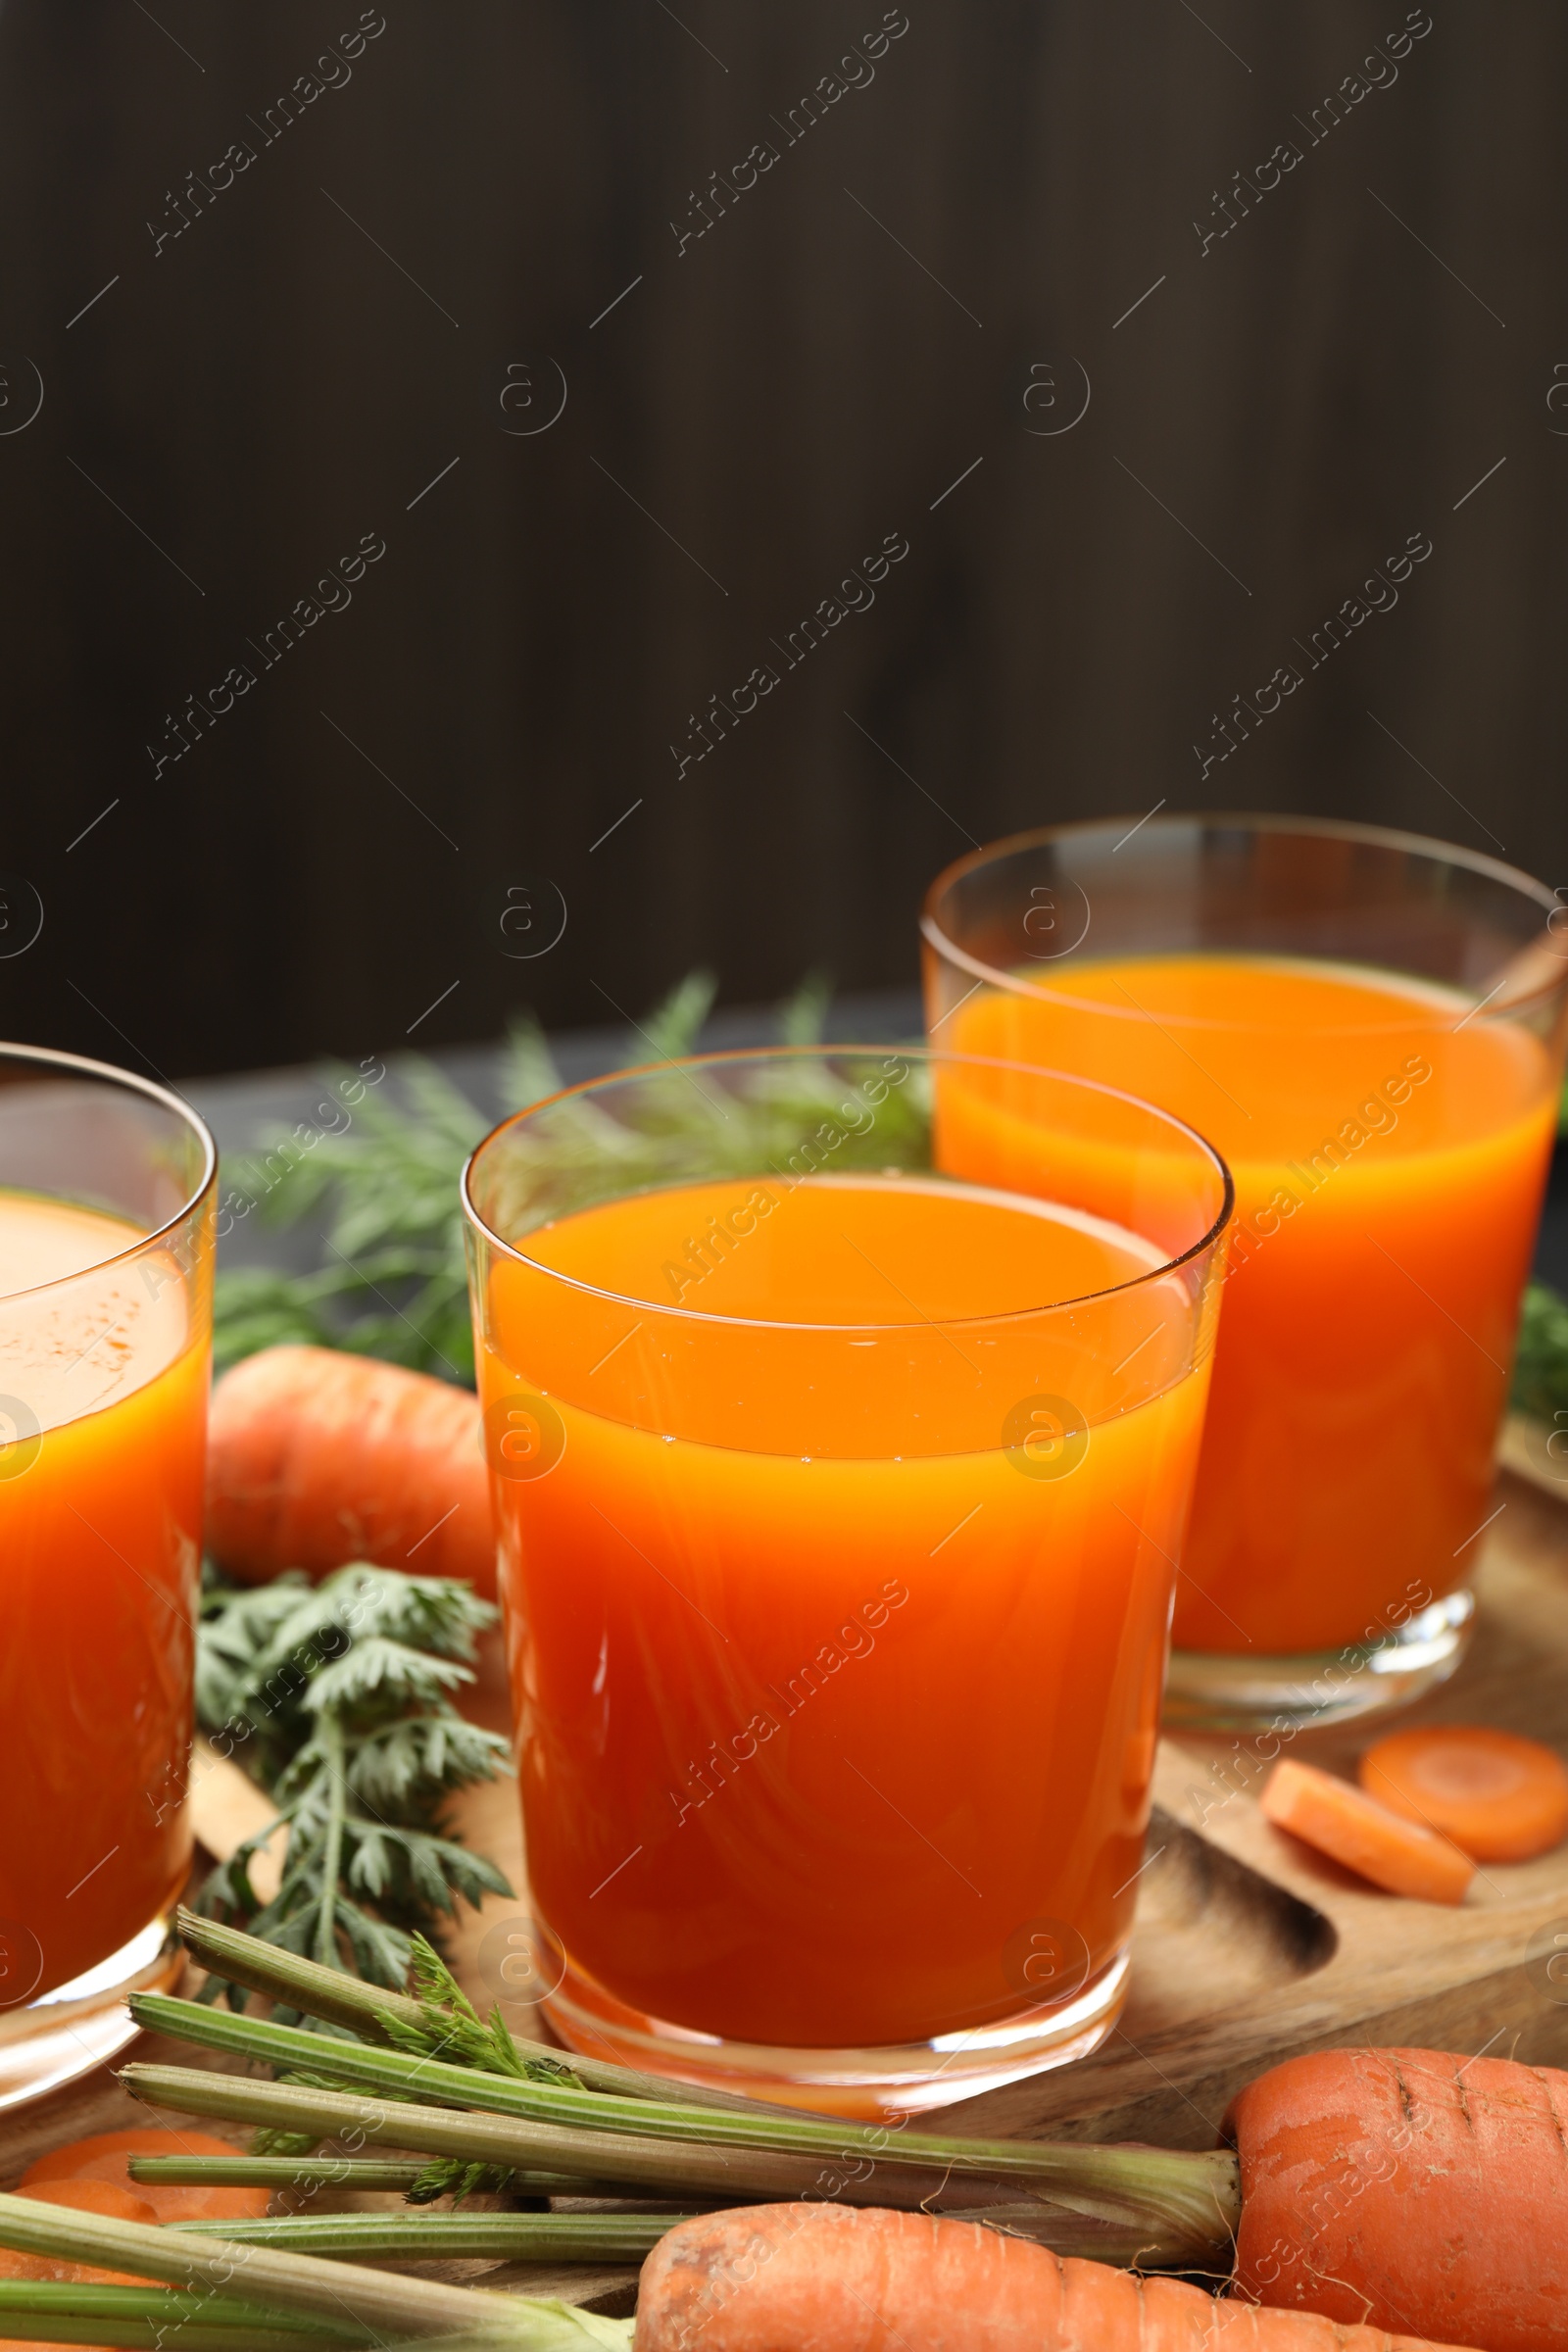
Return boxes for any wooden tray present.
[6,1446,1567,2309]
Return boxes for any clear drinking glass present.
[463,1046,1231,2116]
[0,1046,215,2106]
[921,816,1568,1733]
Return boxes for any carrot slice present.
[1260,1758,1474,1903]
[1360,1725,1568,1862]
[19,2127,270,2224]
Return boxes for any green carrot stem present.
[173,1912,427,2043]
[0,2282,351,2337]
[0,2316,344,2352]
[173,1909,779,2116]
[312,1714,347,1972]
[122,2063,906,2205]
[124,2159,598,2194]
[127,2159,428,2191]
[0,2326,316,2352]
[120,2065,1223,2265]
[0,2194,628,2352]
[172,2213,686,2259]
[129,1992,1239,2255]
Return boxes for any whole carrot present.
[1228,2047,1568,2352]
[635,2203,1479,2352]
[1259,1759,1474,1904]
[206,1344,495,1594]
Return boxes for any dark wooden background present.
[0,0,1561,1081]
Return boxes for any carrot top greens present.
[193,1565,512,2034]
[209,975,731,1380]
[210,970,856,1382]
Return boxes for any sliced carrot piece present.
[1259,1757,1474,1903]
[1360,1725,1568,1862]
[14,2181,158,2226]
[20,2127,270,2223]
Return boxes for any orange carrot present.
[635,2203,1478,2352]
[9,2182,156,2227]
[1259,1757,1474,1902]
[206,1344,495,1595]
[1359,1726,1568,1862]
[1229,2047,1568,2352]
[19,2129,270,2225]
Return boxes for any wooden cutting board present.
[5,1441,1567,2308]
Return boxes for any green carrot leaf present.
[193,1565,512,2013]
[1512,1279,1568,1423]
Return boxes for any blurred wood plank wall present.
[0,0,1560,1076]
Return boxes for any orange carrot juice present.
[0,1192,206,2000]
[469,1067,1228,2078]
[941,956,1556,1657]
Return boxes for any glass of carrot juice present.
[922,816,1568,1734]
[463,1046,1231,2114]
[0,1045,215,2107]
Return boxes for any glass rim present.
[461,1042,1236,1333]
[919,810,1567,1034]
[0,1040,218,1305]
